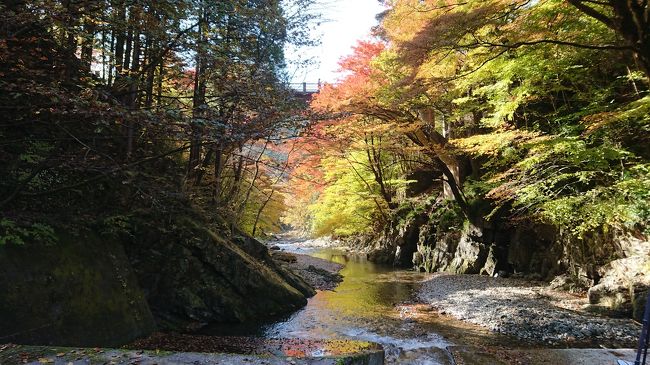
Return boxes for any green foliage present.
[393,197,464,238]
[432,200,465,234]
[541,164,650,236]
[99,215,134,239]
[0,219,57,246]
[295,0,650,281]
[238,187,287,238]
[310,154,384,237]
[0,0,320,242]
[484,131,650,237]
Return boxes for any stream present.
[204,239,524,364]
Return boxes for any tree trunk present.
[226,148,245,202]
[156,60,164,107]
[61,0,80,81]
[108,30,114,85]
[123,26,133,71]
[80,17,95,74]
[213,146,223,203]
[237,141,269,223]
[144,38,156,108]
[252,190,274,237]
[100,29,106,80]
[188,4,206,177]
[408,108,470,217]
[567,0,650,80]
[125,9,141,158]
[364,134,396,209]
[112,0,126,77]
[194,147,214,186]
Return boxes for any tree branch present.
[566,0,616,29]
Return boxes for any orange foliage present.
[311,40,387,113]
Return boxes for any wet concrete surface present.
[1,344,637,365]
[449,346,637,365]
[0,344,384,365]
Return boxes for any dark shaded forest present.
[0,0,321,346]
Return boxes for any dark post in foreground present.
[636,291,650,365]
[620,291,650,365]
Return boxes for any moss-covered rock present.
[0,211,317,345]
[124,217,312,330]
[0,232,155,347]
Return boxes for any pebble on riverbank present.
[417,273,642,348]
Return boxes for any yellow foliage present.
[451,130,546,156]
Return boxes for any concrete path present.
[0,344,384,365]
[1,344,640,365]
[449,347,638,365]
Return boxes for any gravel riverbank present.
[417,273,642,347]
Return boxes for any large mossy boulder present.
[0,233,155,347]
[125,218,312,330]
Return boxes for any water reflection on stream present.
[205,242,522,364]
[270,248,453,364]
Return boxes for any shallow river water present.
[205,241,525,364]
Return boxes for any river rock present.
[271,250,298,263]
[549,274,573,290]
[367,245,395,264]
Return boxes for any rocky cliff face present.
[0,233,155,347]
[124,217,314,331]
[586,234,650,321]
[412,221,560,278]
[364,199,561,278]
[0,216,316,346]
[361,198,649,320]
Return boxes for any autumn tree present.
[0,0,319,239]
[567,0,650,78]
[313,40,471,216]
[294,0,649,261]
